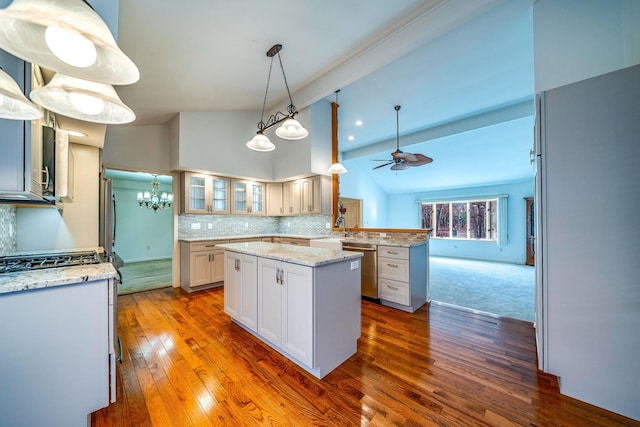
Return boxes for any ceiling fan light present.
[0,67,43,120]
[0,0,140,85]
[327,162,348,174]
[30,73,136,124]
[390,163,409,171]
[246,133,276,152]
[275,118,308,140]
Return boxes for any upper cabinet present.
[284,175,331,216]
[181,172,230,214]
[282,180,301,216]
[266,183,284,216]
[231,179,265,215]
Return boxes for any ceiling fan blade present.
[395,152,418,162]
[371,159,393,162]
[373,162,393,170]
[390,162,409,171]
[405,153,433,166]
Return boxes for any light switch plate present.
[208,223,213,229]
[350,260,360,270]
[191,223,201,230]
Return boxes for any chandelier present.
[246,43,308,152]
[137,175,173,212]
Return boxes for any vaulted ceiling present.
[112,0,535,194]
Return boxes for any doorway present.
[105,169,175,295]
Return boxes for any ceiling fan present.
[373,105,433,171]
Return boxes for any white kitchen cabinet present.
[300,176,321,214]
[266,182,284,216]
[180,240,227,292]
[378,244,428,313]
[181,172,230,214]
[282,179,301,215]
[224,252,258,332]
[257,257,313,366]
[231,179,265,215]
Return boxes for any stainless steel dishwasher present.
[342,242,378,300]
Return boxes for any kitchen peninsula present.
[217,241,362,379]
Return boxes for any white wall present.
[103,125,171,173]
[339,160,389,228]
[111,177,173,263]
[17,144,100,251]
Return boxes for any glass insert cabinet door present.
[183,173,230,214]
[231,180,265,214]
[189,175,207,211]
[211,178,229,213]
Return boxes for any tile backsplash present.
[0,205,17,256]
[178,214,334,239]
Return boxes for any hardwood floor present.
[92,287,637,426]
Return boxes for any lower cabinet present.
[257,258,313,366]
[224,252,258,332]
[378,244,428,313]
[180,240,228,292]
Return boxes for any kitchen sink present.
[309,238,343,250]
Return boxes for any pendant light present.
[328,90,348,174]
[0,0,139,85]
[30,73,135,124]
[247,44,308,152]
[0,67,43,120]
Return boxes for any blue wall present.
[388,180,533,263]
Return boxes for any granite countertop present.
[0,262,118,295]
[341,237,427,248]
[179,234,328,242]
[216,242,363,267]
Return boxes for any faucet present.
[335,216,347,237]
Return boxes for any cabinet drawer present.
[379,278,410,305]
[378,257,409,282]
[378,246,409,259]
[190,240,228,252]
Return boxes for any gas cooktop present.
[0,251,101,274]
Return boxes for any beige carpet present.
[117,258,173,295]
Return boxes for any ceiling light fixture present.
[64,129,87,137]
[30,73,136,124]
[328,89,348,175]
[246,43,308,152]
[137,175,173,212]
[0,0,139,85]
[0,67,43,120]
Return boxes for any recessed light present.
[355,120,363,126]
[348,135,355,141]
[65,129,87,137]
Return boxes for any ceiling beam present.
[342,96,534,160]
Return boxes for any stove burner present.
[0,251,101,274]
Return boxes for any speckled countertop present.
[179,234,327,242]
[180,234,427,247]
[216,242,363,267]
[0,247,118,295]
[341,237,426,248]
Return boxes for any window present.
[421,197,504,242]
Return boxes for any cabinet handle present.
[235,259,240,271]
[387,263,398,268]
[387,251,398,255]
[387,285,398,290]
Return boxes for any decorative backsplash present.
[0,205,17,256]
[178,214,334,239]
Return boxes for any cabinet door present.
[239,254,258,332]
[257,258,283,347]
[231,180,248,213]
[211,177,230,213]
[211,249,225,283]
[191,251,213,287]
[281,263,313,366]
[224,253,241,319]
[251,182,265,214]
[282,180,301,215]
[266,183,283,216]
[183,173,210,214]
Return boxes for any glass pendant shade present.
[246,133,276,152]
[275,118,308,140]
[30,73,135,124]
[0,67,43,119]
[0,0,139,85]
[327,162,348,174]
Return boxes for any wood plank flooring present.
[92,287,638,426]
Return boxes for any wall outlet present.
[380,232,386,238]
[245,222,248,228]
[207,223,213,229]
[350,260,360,270]
[287,222,290,227]
[325,222,331,229]
[191,223,201,230]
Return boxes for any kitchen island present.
[0,258,118,427]
[217,242,362,379]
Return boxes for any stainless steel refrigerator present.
[534,64,640,421]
